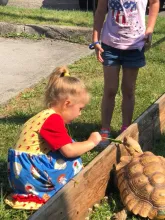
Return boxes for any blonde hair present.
[45,66,90,108]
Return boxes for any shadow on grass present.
[152,36,165,49]
[0,159,10,196]
[0,11,90,27]
[68,121,100,140]
[0,114,34,125]
[0,11,60,22]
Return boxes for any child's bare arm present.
[146,0,159,33]
[59,132,102,158]
[92,0,108,63]
[93,0,108,43]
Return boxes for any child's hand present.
[88,132,102,146]
[95,44,104,63]
[144,33,152,52]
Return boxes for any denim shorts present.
[101,43,146,68]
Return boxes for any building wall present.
[7,0,80,10]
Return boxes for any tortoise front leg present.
[112,208,127,220]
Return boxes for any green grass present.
[0,14,165,220]
[0,6,93,27]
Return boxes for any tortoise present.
[113,137,165,220]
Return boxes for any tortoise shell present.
[116,151,165,219]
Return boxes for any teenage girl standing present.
[91,0,159,147]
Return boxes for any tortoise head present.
[123,136,143,155]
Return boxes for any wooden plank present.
[29,93,165,220]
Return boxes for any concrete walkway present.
[0,37,93,105]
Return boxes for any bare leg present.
[101,65,120,129]
[121,67,139,127]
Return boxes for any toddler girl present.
[5,66,101,210]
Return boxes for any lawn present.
[0,7,165,220]
[0,6,93,27]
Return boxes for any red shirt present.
[40,114,72,151]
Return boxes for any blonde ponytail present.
[45,66,89,108]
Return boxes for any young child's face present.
[62,101,86,124]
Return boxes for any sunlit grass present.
[0,6,93,27]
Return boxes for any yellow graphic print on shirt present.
[14,109,56,155]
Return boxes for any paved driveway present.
[159,10,165,16]
[0,38,93,105]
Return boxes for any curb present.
[0,22,93,44]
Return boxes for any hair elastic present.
[64,72,70,77]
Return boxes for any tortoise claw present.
[111,209,127,220]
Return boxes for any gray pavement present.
[0,37,93,105]
[159,10,165,16]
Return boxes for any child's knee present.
[105,87,118,97]
[122,86,135,98]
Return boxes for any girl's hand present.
[144,31,153,51]
[95,44,104,63]
[88,132,102,146]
